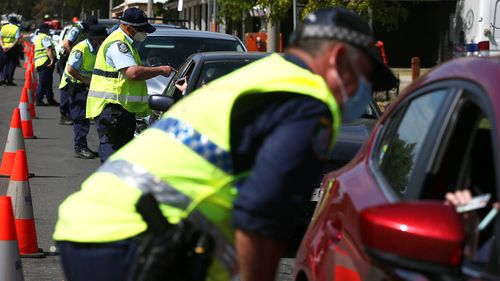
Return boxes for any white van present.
[451,0,500,56]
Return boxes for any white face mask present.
[132,31,147,42]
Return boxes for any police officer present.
[0,16,21,85]
[58,15,98,125]
[54,8,397,281]
[34,23,59,106]
[85,7,174,162]
[58,25,107,159]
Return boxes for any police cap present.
[37,23,50,34]
[119,7,156,34]
[88,25,108,39]
[290,8,398,91]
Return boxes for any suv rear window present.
[136,36,245,68]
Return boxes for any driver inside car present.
[445,189,499,275]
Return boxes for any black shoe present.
[0,80,5,85]
[59,115,73,125]
[6,81,17,86]
[47,100,60,106]
[74,148,94,159]
[85,147,99,157]
[35,100,47,106]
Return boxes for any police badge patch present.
[117,42,130,53]
[70,29,78,37]
[74,50,82,60]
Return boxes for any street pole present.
[109,0,113,18]
[293,0,297,30]
[147,0,154,20]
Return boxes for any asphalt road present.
[0,65,294,281]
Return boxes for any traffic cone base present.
[0,108,27,177]
[0,196,25,280]
[6,151,43,258]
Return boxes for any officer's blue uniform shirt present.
[67,39,96,70]
[231,54,334,240]
[105,29,137,71]
[41,34,53,48]
[66,24,82,43]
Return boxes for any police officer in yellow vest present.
[0,16,21,85]
[58,25,108,159]
[34,23,59,106]
[58,15,98,126]
[86,8,174,163]
[54,8,397,281]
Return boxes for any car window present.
[136,36,244,69]
[164,60,195,100]
[376,90,447,197]
[195,60,256,88]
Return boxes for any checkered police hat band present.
[301,25,373,48]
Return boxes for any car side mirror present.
[148,94,175,112]
[360,201,464,275]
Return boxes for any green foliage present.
[215,0,409,31]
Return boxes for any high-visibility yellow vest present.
[34,33,54,68]
[86,30,149,119]
[54,54,341,280]
[59,40,96,89]
[1,23,19,48]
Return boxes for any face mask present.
[132,30,147,42]
[335,69,373,122]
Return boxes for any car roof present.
[402,56,500,109]
[148,28,240,41]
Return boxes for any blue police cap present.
[290,8,398,91]
[119,7,156,33]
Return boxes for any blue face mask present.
[341,76,373,122]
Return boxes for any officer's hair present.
[292,39,360,61]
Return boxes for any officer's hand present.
[47,61,55,68]
[158,66,177,77]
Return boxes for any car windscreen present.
[136,36,245,68]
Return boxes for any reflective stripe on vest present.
[1,24,18,47]
[152,118,233,174]
[99,159,238,275]
[86,29,149,118]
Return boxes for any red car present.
[293,56,500,281]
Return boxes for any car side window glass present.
[164,61,194,98]
[377,90,447,197]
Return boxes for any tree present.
[217,0,409,31]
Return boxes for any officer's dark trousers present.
[68,86,90,151]
[1,48,17,82]
[58,239,138,281]
[35,62,55,103]
[60,85,71,117]
[95,104,135,163]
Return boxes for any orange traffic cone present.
[6,150,44,258]
[23,75,36,119]
[0,108,26,178]
[18,89,36,139]
[0,196,25,280]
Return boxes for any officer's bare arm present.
[67,65,91,85]
[122,65,175,80]
[46,47,55,67]
[62,39,72,54]
[235,229,284,281]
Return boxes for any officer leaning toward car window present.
[58,25,108,160]
[34,23,59,106]
[53,7,397,281]
[58,15,98,126]
[0,16,21,86]
[85,7,174,163]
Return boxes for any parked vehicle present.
[293,56,500,281]
[137,28,247,97]
[451,0,500,56]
